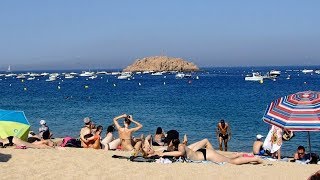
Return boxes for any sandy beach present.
[0,148,319,180]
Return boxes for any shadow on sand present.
[0,153,12,162]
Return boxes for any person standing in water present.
[216,119,231,151]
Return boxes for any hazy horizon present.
[1,1,319,70]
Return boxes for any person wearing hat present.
[216,119,231,151]
[38,120,52,139]
[79,117,98,148]
[253,134,265,155]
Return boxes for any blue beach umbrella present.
[0,109,30,141]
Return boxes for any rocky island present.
[123,56,199,72]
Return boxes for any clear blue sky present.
[0,0,319,70]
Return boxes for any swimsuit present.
[219,133,229,140]
[197,149,207,161]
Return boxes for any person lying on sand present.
[113,114,143,152]
[0,133,60,149]
[142,135,263,165]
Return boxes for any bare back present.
[217,123,229,135]
[118,127,134,150]
[253,141,263,154]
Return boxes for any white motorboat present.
[184,74,192,78]
[88,75,97,79]
[5,73,17,77]
[269,70,281,76]
[96,71,108,75]
[45,76,57,82]
[117,72,132,79]
[151,72,163,76]
[175,73,185,79]
[302,69,313,74]
[27,77,35,81]
[315,70,320,74]
[40,72,49,76]
[111,72,121,75]
[80,71,94,77]
[29,73,41,77]
[245,72,264,81]
[16,74,26,79]
[64,74,74,79]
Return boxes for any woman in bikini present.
[143,136,263,165]
[113,114,143,151]
[182,138,263,165]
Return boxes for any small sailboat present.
[6,65,11,72]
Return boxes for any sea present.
[1,66,319,156]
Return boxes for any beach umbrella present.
[0,109,30,141]
[262,91,320,153]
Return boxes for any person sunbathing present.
[0,132,58,149]
[182,139,263,165]
[113,114,143,151]
[142,136,263,165]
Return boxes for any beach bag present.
[60,137,73,147]
[64,138,82,148]
[310,153,319,164]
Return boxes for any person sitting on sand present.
[113,114,143,151]
[101,125,121,150]
[253,134,265,155]
[142,135,263,165]
[293,146,310,161]
[152,127,165,146]
[39,119,53,139]
[0,133,61,149]
[82,125,103,149]
[80,117,96,148]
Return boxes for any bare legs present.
[219,137,228,151]
[184,138,263,165]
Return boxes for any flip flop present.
[15,145,27,149]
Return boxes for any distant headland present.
[123,56,199,72]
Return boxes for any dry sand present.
[0,148,319,180]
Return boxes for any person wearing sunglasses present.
[293,146,310,161]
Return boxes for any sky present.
[0,0,319,70]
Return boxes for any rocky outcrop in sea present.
[123,56,199,72]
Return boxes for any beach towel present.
[111,155,158,162]
[263,125,283,153]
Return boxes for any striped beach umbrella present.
[0,109,30,141]
[262,91,320,153]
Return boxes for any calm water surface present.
[0,66,319,156]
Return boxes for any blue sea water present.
[0,66,319,156]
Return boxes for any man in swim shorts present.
[216,119,231,151]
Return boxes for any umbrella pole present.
[308,132,311,155]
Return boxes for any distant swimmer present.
[216,119,231,151]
